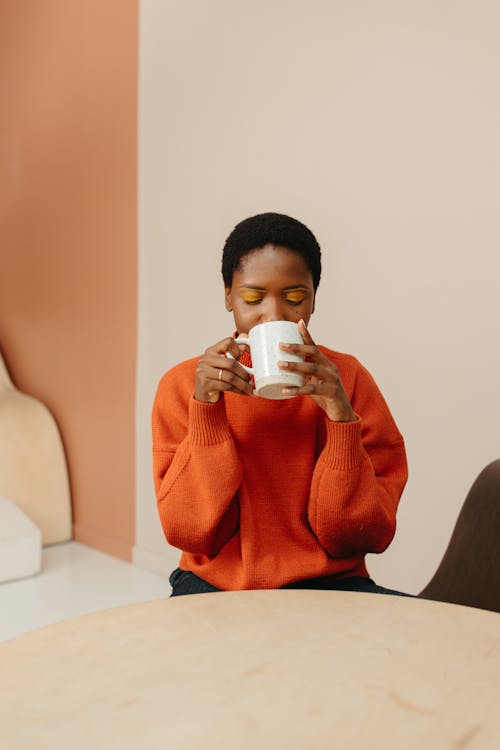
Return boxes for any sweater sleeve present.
[307,360,408,557]
[152,367,242,555]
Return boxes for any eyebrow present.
[238,285,309,291]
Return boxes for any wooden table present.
[1,590,499,749]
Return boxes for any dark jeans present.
[169,568,413,598]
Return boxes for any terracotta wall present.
[0,1,138,559]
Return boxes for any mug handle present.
[226,335,253,374]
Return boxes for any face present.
[225,244,316,335]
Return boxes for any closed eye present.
[284,292,307,305]
[240,290,264,304]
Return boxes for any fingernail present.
[278,360,288,368]
[282,387,295,394]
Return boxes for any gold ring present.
[218,369,223,381]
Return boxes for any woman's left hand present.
[278,320,358,422]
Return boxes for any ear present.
[224,287,232,312]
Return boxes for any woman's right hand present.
[194,337,254,403]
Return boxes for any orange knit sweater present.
[152,346,408,590]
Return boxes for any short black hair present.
[221,212,322,290]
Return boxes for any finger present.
[281,382,326,397]
[278,342,328,364]
[215,370,254,396]
[196,360,254,400]
[207,370,254,395]
[279,342,318,356]
[298,318,316,345]
[278,360,330,379]
[210,337,245,359]
[205,359,253,392]
[201,354,251,382]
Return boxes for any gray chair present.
[420,459,500,613]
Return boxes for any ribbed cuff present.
[188,396,232,445]
[322,418,363,470]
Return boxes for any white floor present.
[0,541,171,643]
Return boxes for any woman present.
[152,213,409,596]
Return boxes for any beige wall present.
[136,0,500,592]
[0,1,138,559]
[4,1,497,590]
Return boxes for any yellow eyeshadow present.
[240,289,264,303]
[284,291,307,303]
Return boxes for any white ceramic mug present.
[228,320,304,400]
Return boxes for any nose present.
[260,297,290,323]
